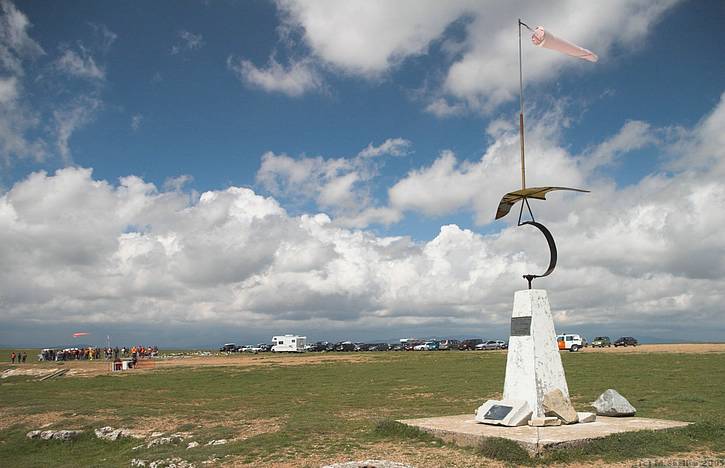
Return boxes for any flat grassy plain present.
[1,347,724,467]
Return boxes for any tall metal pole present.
[518,19,526,190]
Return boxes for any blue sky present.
[1,0,724,346]
[9,0,722,238]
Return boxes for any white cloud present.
[163,174,193,192]
[425,98,466,118]
[388,105,584,224]
[131,113,143,132]
[171,30,204,55]
[0,75,17,104]
[444,1,678,110]
[256,138,410,223]
[580,120,658,172]
[88,22,117,54]
[274,0,680,112]
[2,90,725,342]
[0,92,46,163]
[276,0,470,76]
[227,56,322,97]
[0,0,44,75]
[358,137,412,158]
[0,3,113,164]
[55,46,105,81]
[0,1,46,162]
[53,97,101,164]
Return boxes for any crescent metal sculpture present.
[496,20,589,289]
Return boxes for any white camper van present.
[271,335,306,353]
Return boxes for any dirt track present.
[155,352,375,369]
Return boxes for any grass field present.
[1,348,724,467]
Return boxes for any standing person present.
[22,352,27,363]
[10,352,16,364]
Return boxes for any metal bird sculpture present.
[496,20,592,288]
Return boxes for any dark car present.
[219,343,237,353]
[614,336,638,347]
[354,343,373,352]
[591,336,611,348]
[458,339,483,350]
[306,341,330,352]
[334,341,356,352]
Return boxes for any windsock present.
[531,26,598,62]
[72,332,89,337]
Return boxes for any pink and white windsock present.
[531,26,598,62]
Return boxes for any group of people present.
[36,345,159,362]
[9,351,27,363]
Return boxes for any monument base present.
[398,414,690,456]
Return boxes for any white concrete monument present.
[502,289,569,418]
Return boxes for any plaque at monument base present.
[502,289,570,418]
[474,399,532,427]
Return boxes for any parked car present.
[354,343,373,352]
[304,341,331,352]
[591,336,611,348]
[219,343,237,353]
[438,339,460,350]
[556,334,584,352]
[413,341,439,351]
[458,339,483,350]
[334,341,356,352]
[614,336,638,347]
[476,340,506,350]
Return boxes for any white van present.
[271,335,307,353]
[556,334,583,352]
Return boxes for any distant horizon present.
[2,334,723,351]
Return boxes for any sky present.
[1,0,724,347]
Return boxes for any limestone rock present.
[187,441,199,449]
[577,411,597,423]
[132,458,195,468]
[54,430,83,441]
[95,426,143,441]
[146,434,185,448]
[30,429,83,441]
[528,416,561,427]
[543,388,578,424]
[591,389,636,416]
[205,439,227,446]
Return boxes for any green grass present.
[0,350,723,466]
